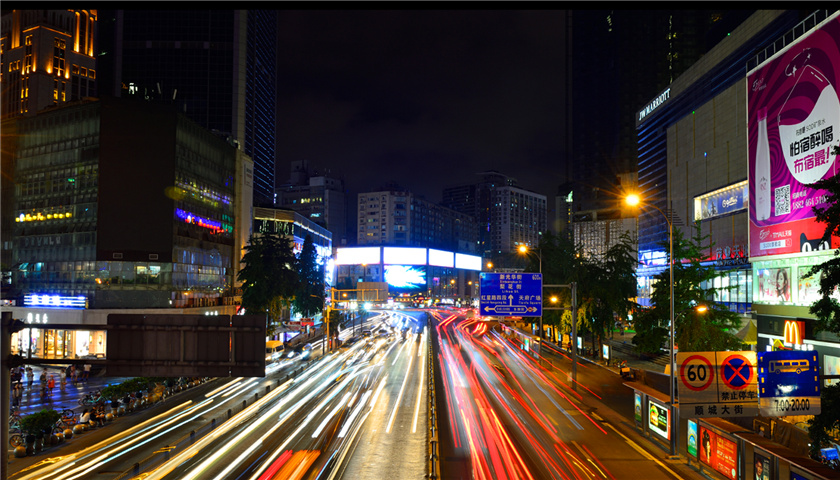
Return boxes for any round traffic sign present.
[721,354,753,390]
[679,355,714,391]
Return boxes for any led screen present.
[384,265,427,293]
[335,247,380,265]
[428,249,454,268]
[383,247,427,265]
[455,253,482,271]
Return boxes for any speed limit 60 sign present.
[680,355,714,391]
[676,351,759,418]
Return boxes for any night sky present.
[275,10,570,205]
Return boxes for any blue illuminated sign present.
[479,272,542,317]
[758,350,821,416]
[24,294,86,308]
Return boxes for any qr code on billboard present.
[775,184,791,216]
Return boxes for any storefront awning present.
[736,319,757,345]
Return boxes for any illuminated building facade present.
[6,97,249,310]
[0,9,98,118]
[334,246,483,306]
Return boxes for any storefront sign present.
[695,181,748,221]
[699,426,738,480]
[748,13,840,258]
[783,320,805,344]
[638,87,671,121]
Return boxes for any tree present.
[237,232,299,336]
[293,234,325,319]
[632,223,743,354]
[804,164,840,464]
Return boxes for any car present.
[376,328,390,337]
[290,343,312,360]
[362,330,372,338]
[265,340,285,363]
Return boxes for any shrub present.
[19,409,61,438]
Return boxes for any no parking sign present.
[677,351,759,418]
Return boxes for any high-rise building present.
[568,10,755,220]
[0,10,98,118]
[275,160,348,246]
[96,10,277,205]
[4,97,250,309]
[444,171,545,256]
[357,189,478,253]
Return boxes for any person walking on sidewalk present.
[25,366,34,391]
[70,364,78,384]
[47,374,56,396]
[83,363,91,381]
[59,368,67,393]
[12,381,23,408]
[39,370,48,401]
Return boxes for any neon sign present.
[24,294,86,308]
[784,320,804,345]
[175,208,224,233]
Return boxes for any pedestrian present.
[25,366,34,391]
[39,370,48,401]
[47,374,56,395]
[12,381,23,408]
[79,409,90,426]
[59,369,67,393]
[70,364,77,384]
[83,363,91,381]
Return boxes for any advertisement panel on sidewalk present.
[648,398,670,441]
[634,392,643,426]
[699,426,738,480]
[747,13,840,259]
[754,451,772,480]
[687,419,698,458]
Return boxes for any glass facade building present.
[9,98,238,309]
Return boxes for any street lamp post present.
[626,194,677,457]
[518,245,544,365]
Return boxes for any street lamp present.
[626,193,677,457]
[518,245,544,365]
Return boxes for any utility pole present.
[544,282,577,391]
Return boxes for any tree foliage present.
[238,232,299,335]
[806,172,840,335]
[527,231,638,354]
[293,234,325,319]
[632,223,743,354]
[804,166,840,464]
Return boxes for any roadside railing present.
[427,317,441,479]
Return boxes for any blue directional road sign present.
[479,272,542,317]
[758,350,821,416]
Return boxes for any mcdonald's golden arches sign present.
[783,320,804,345]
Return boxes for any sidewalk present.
[10,364,132,418]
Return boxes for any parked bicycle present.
[78,391,104,406]
[54,408,79,431]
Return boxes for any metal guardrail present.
[427,316,441,480]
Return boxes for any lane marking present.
[604,423,682,479]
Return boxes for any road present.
[6,311,431,480]
[433,311,698,480]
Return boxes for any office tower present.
[96,9,277,205]
[275,160,348,246]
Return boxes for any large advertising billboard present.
[748,13,840,259]
[384,265,427,293]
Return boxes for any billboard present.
[699,427,738,480]
[336,247,380,265]
[384,265,427,293]
[648,399,670,441]
[428,248,454,268]
[383,247,426,265]
[748,13,840,259]
[756,267,792,303]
